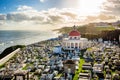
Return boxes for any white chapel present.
[62,25,89,50]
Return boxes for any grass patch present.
[73,58,85,80]
[87,47,92,51]
[97,26,115,31]
[0,64,5,69]
[56,73,63,77]
[22,64,28,70]
[22,63,33,70]
[73,50,85,80]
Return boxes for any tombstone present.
[53,46,62,54]
[98,38,103,43]
[0,74,13,80]
[14,70,29,80]
[63,60,76,74]
[104,41,108,44]
[119,35,120,46]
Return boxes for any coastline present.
[0,30,60,54]
[0,37,59,59]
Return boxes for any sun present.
[77,0,106,16]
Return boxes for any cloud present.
[17,5,33,11]
[0,6,82,30]
[3,7,80,24]
[4,5,117,24]
[60,11,77,19]
[102,0,120,16]
[98,14,116,20]
[1,6,117,24]
[17,5,37,13]
[85,13,116,22]
[0,21,4,25]
[40,0,45,3]
[0,5,119,30]
[6,13,30,22]
[0,14,6,20]
[48,15,64,23]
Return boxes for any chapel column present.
[70,42,71,49]
[78,42,79,49]
[74,42,75,48]
[65,42,67,48]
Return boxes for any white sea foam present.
[0,43,5,46]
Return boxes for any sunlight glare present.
[78,0,105,16]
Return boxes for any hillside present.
[55,25,115,35]
[55,23,120,41]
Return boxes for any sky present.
[0,0,120,30]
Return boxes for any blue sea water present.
[0,30,58,53]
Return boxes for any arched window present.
[79,43,81,48]
[67,43,70,48]
[75,43,78,48]
[75,43,78,47]
[70,37,72,39]
[74,37,77,39]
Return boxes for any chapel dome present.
[69,30,80,36]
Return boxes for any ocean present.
[0,30,58,54]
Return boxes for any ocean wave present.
[0,42,5,46]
